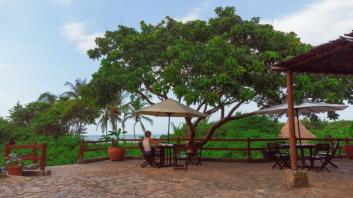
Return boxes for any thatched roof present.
[272,31,353,75]
[279,117,316,139]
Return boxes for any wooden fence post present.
[78,140,85,162]
[176,137,180,145]
[336,138,341,156]
[247,138,252,162]
[40,143,47,171]
[4,144,10,165]
[33,143,38,165]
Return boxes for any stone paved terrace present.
[1,159,353,198]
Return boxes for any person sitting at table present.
[142,131,160,159]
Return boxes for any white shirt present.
[143,137,151,152]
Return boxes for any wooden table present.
[280,143,316,168]
[156,143,174,167]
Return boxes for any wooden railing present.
[77,139,116,163]
[77,137,353,164]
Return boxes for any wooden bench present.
[4,143,51,176]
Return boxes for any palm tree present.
[97,91,130,134]
[37,92,57,104]
[62,78,87,99]
[126,99,153,139]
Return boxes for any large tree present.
[86,7,353,143]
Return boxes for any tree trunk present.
[185,118,194,138]
[133,122,137,139]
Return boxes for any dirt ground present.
[1,159,353,198]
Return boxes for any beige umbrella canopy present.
[135,99,206,117]
[135,99,206,142]
[279,117,316,139]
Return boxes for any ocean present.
[84,134,162,141]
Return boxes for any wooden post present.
[40,143,46,171]
[287,71,298,170]
[78,140,85,162]
[4,144,10,164]
[247,138,251,162]
[33,144,38,164]
[176,137,180,145]
[339,139,342,156]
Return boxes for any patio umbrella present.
[256,102,348,140]
[257,103,348,115]
[135,99,207,142]
[256,102,348,166]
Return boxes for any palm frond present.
[140,116,153,125]
[37,92,57,104]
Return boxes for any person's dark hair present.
[145,131,152,137]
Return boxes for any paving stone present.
[0,159,353,197]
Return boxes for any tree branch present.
[204,104,222,115]
[196,100,206,111]
[201,111,256,144]
[194,103,208,128]
[137,91,154,105]
[194,116,206,128]
[220,105,225,120]
[226,101,244,118]
[202,103,208,113]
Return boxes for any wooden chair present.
[309,143,331,171]
[173,144,188,170]
[138,142,157,168]
[310,142,339,171]
[322,140,339,168]
[268,143,290,169]
[187,141,202,166]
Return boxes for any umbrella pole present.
[296,110,305,168]
[167,114,171,165]
[167,114,171,143]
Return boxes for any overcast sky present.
[1,0,353,136]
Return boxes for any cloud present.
[266,0,353,45]
[177,0,211,22]
[62,22,103,54]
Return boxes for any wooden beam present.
[287,71,298,170]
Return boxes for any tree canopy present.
[85,6,353,141]
[2,6,350,144]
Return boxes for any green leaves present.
[86,6,308,109]
[85,5,353,140]
[99,128,127,146]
